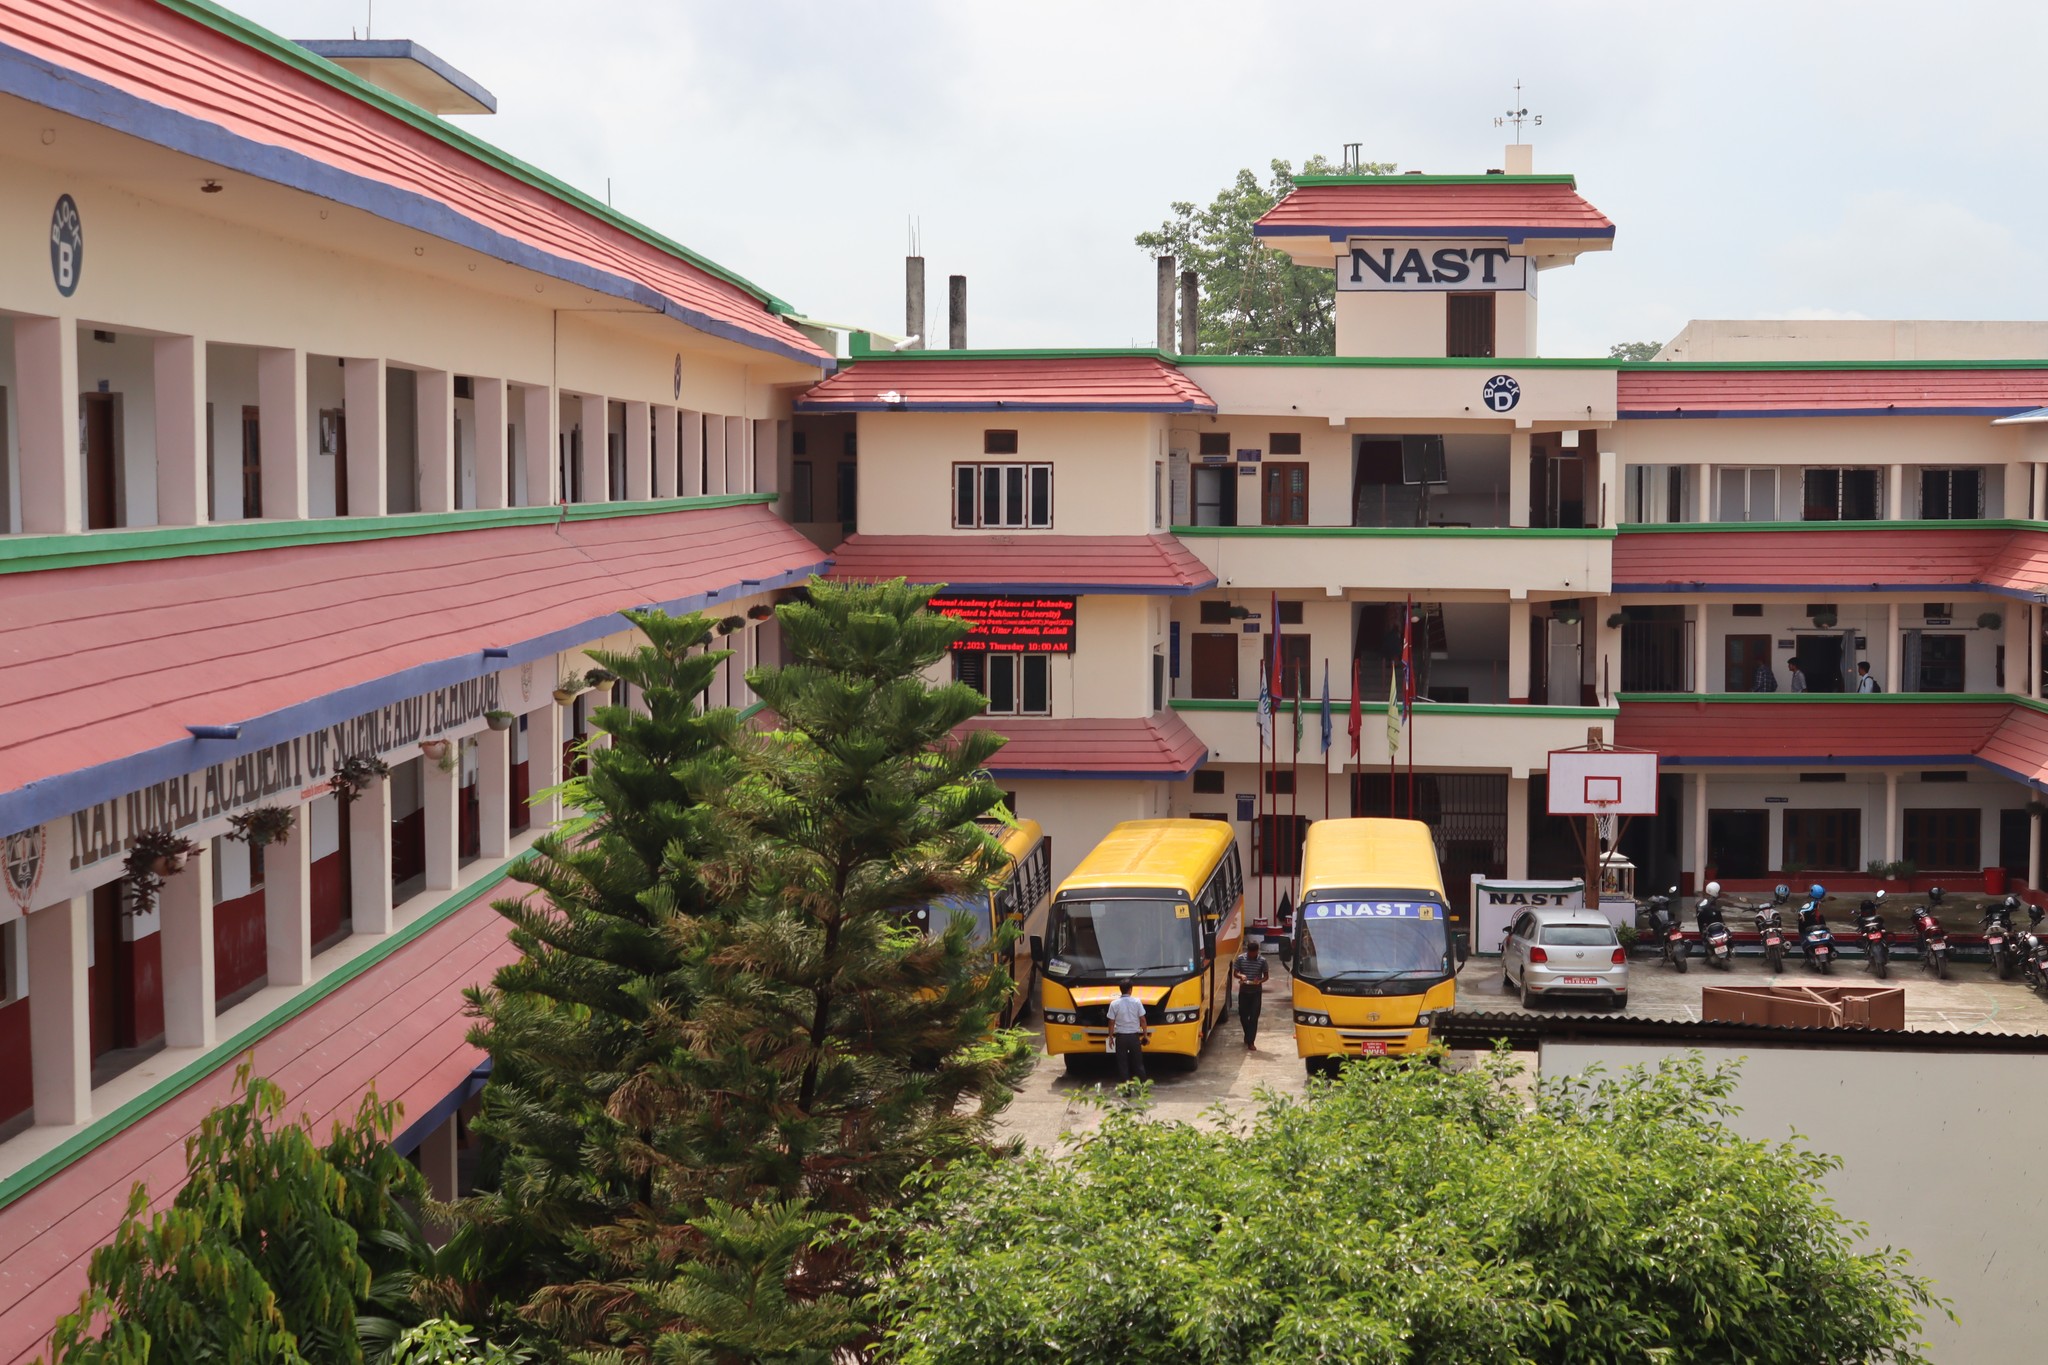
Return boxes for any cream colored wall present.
[1186,364,1617,427]
[1660,318,2048,362]
[1651,599,2009,694]
[849,410,1158,536]
[1613,414,2022,474]
[1010,779,1170,887]
[1672,769,2021,874]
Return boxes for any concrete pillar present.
[905,255,926,348]
[754,418,777,495]
[342,357,388,517]
[1694,608,1711,693]
[1884,770,1900,865]
[653,404,678,498]
[265,801,313,988]
[26,896,90,1126]
[1156,255,1176,352]
[1507,430,1531,528]
[473,377,508,511]
[1696,464,1712,522]
[2033,464,2047,521]
[679,411,704,496]
[477,725,512,859]
[526,701,563,828]
[153,335,207,526]
[416,368,455,512]
[577,394,607,502]
[1887,463,1906,520]
[423,746,460,892]
[623,400,653,501]
[948,274,967,349]
[726,416,748,494]
[1180,269,1199,356]
[1505,775,1529,879]
[1885,602,1901,693]
[159,850,217,1049]
[1507,598,1531,702]
[2006,605,2028,697]
[518,383,555,506]
[704,415,726,495]
[1596,448,1618,529]
[349,775,394,935]
[2003,461,2029,522]
[256,346,308,520]
[1691,770,1709,889]
[418,1111,459,1204]
[15,315,82,533]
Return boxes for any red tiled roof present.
[963,712,1209,780]
[0,1,827,366]
[1617,368,2048,417]
[0,505,829,831]
[795,356,1216,412]
[1981,532,2048,595]
[826,534,1216,595]
[1615,700,2009,764]
[0,885,521,1365]
[1254,178,1613,241]
[1975,706,2048,787]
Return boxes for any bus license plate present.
[1356,1040,1389,1055]
[1562,975,1597,985]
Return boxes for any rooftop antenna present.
[365,1,373,39]
[908,215,920,256]
[1493,80,1542,143]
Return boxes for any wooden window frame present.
[1902,807,1981,871]
[1262,461,1310,527]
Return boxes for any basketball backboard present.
[1547,748,1658,815]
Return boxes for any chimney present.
[1179,269,1199,355]
[1156,255,1176,351]
[948,274,967,349]
[904,256,926,350]
[1504,143,1534,175]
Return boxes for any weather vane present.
[1493,81,1542,143]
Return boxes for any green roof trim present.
[1288,174,1580,188]
[1617,359,2048,372]
[1180,355,1620,369]
[0,493,777,577]
[1617,692,2016,705]
[161,0,798,315]
[1173,525,1615,541]
[1618,518,2040,534]
[1172,698,1618,719]
[844,333,1178,362]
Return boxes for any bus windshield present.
[1293,901,1450,981]
[1045,897,1198,977]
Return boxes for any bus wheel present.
[1062,1054,1090,1076]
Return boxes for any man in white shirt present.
[1787,660,1807,693]
[1856,662,1881,693]
[1105,981,1149,1082]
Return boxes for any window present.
[1907,632,1966,693]
[1277,600,1304,626]
[1264,771,1296,795]
[953,462,1052,528]
[792,430,808,456]
[984,430,1019,455]
[1446,292,1495,357]
[1732,603,1764,617]
[1782,808,1862,870]
[1903,808,1981,870]
[836,462,858,525]
[1254,814,1310,876]
[1198,600,1236,625]
[240,405,263,520]
[1919,770,1969,783]
[1627,465,1684,524]
[1803,468,1881,520]
[1192,464,1237,526]
[1153,460,1165,529]
[1192,769,1226,794]
[790,460,814,521]
[1199,432,1230,458]
[1152,652,1165,712]
[1262,462,1309,526]
[1269,432,1302,456]
[1920,468,1982,520]
[1716,467,1779,523]
[979,654,1050,716]
[1724,634,1771,690]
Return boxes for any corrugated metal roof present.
[1615,699,2009,765]
[826,534,1217,594]
[0,886,521,1365]
[0,505,829,830]
[1613,526,2017,592]
[1440,1008,2048,1052]
[795,356,1216,412]
[963,713,1208,780]
[1254,178,1614,241]
[0,1,827,366]
[1618,367,2048,417]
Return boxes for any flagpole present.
[1256,679,1267,929]
[1289,683,1301,908]
[1321,658,1332,828]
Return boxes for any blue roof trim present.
[793,401,1216,414]
[1618,406,2037,420]
[395,1060,492,1153]
[0,554,830,834]
[0,42,826,371]
[1614,581,2046,602]
[1662,754,1980,768]
[293,38,498,112]
[1253,224,1616,243]
[928,578,1217,597]
[986,758,1209,783]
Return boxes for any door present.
[1262,462,1308,526]
[1502,911,1532,970]
[240,404,263,519]
[1352,438,1408,527]
[1917,634,1965,692]
[323,409,348,517]
[1794,633,1845,692]
[1545,618,1580,706]
[1706,810,1769,879]
[1190,633,1238,699]
[1723,634,1772,691]
[1782,808,1861,871]
[1191,465,1236,526]
[88,881,125,1058]
[83,393,120,529]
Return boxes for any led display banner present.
[932,594,1077,654]
[1338,239,1527,292]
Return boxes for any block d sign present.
[1339,238,1526,293]
[931,594,1076,653]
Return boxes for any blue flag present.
[1319,659,1333,756]
[1256,668,1271,747]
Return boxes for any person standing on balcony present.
[1856,661,1882,693]
[1753,661,1778,692]
[1787,660,1807,693]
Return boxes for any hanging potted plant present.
[419,738,452,763]
[1810,607,1839,629]
[329,753,390,806]
[1978,611,2004,630]
[746,603,775,621]
[553,671,589,706]
[485,709,516,732]
[584,666,618,696]
[1606,611,1626,629]
[226,804,295,848]
[125,829,200,914]
[716,615,746,635]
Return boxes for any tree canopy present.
[876,1052,1944,1365]
[1608,340,1663,362]
[1136,156,1394,356]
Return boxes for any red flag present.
[1269,589,1284,701]
[1347,657,1362,760]
[1400,595,1415,721]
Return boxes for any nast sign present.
[1339,239,1527,293]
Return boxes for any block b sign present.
[1339,238,1526,292]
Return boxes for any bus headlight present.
[1413,1011,1439,1029]
[1044,1010,1077,1025]
[1293,1009,1332,1027]
[1161,1008,1200,1024]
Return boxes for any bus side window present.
[995,883,1018,922]
[1224,843,1243,906]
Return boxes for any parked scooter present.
[1643,886,1690,974]
[2016,905,2048,995]
[1751,884,1792,974]
[1696,881,1735,971]
[1982,894,2022,981]
[1798,883,1837,974]
[1855,890,1891,979]
[1907,887,1951,980]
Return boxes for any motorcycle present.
[2017,906,2048,995]
[1798,884,1836,975]
[1982,894,2021,981]
[1751,883,1792,974]
[1854,890,1890,980]
[1643,886,1690,974]
[1907,887,1950,980]
[1696,882,1735,971]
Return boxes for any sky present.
[237,0,2048,358]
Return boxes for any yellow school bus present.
[1284,818,1459,1071]
[906,818,1053,1028]
[1035,819,1244,1070]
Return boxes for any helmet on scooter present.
[1704,881,1721,898]
[1928,886,1943,902]
[1774,884,1791,898]
[1809,884,1826,901]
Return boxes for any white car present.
[1501,907,1629,1009]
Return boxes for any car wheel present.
[1519,976,1537,1009]
[1609,994,1627,1012]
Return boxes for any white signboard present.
[1470,876,1584,955]
[1339,239,1526,292]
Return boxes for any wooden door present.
[1723,634,1772,691]
[1191,633,1238,700]
[82,394,118,529]
[240,405,262,519]
[1262,462,1308,525]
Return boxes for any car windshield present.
[903,893,992,948]
[1539,925,1617,947]
[1045,897,1196,977]
[1292,901,1449,980]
